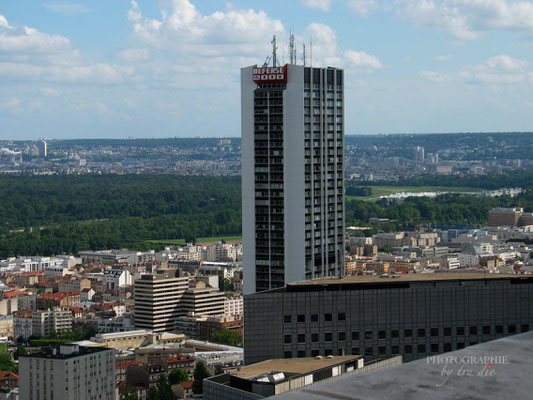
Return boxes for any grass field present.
[346,186,483,201]
[146,235,242,246]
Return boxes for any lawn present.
[346,186,483,201]
[146,235,242,246]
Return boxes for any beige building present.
[32,308,72,338]
[489,207,523,227]
[0,316,13,338]
[134,269,188,333]
[181,287,225,317]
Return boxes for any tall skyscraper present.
[413,146,424,162]
[241,63,345,294]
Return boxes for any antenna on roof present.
[301,43,306,66]
[271,35,278,67]
[289,30,296,64]
[310,35,313,67]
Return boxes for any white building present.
[19,344,115,400]
[32,308,72,338]
[103,268,133,289]
[0,256,68,273]
[224,296,243,317]
[241,63,345,294]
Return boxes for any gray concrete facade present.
[244,275,533,365]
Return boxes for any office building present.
[134,269,188,333]
[241,62,345,294]
[181,287,226,317]
[413,146,424,162]
[19,344,115,400]
[244,273,533,365]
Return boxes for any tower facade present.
[241,64,345,294]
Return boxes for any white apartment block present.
[242,64,345,294]
[0,256,67,273]
[224,296,243,317]
[32,308,72,338]
[19,344,116,400]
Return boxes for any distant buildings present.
[241,63,345,294]
[413,146,424,162]
[19,344,115,400]
[32,308,72,338]
[489,207,533,227]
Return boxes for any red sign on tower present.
[252,65,288,84]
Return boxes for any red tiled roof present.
[3,290,27,298]
[180,380,195,389]
[0,371,18,380]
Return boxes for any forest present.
[0,173,531,258]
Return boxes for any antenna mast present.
[271,35,278,67]
[289,31,296,64]
[310,36,313,67]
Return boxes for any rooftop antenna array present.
[271,35,278,67]
[289,30,296,64]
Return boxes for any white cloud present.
[40,87,59,96]
[0,14,132,83]
[462,54,530,84]
[436,54,453,61]
[44,3,90,16]
[344,49,383,70]
[348,0,379,17]
[420,70,448,82]
[399,0,533,40]
[302,0,331,11]
[119,48,150,62]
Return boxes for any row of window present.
[283,341,482,359]
[283,324,530,342]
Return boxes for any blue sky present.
[1,0,533,139]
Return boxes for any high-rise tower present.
[241,62,345,294]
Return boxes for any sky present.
[1,0,533,140]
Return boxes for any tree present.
[168,368,189,385]
[211,328,242,347]
[13,346,27,360]
[0,353,17,373]
[192,361,211,394]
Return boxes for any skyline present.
[1,0,533,139]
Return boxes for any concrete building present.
[241,63,345,294]
[32,308,72,338]
[244,273,533,365]
[224,295,243,317]
[0,316,13,338]
[134,269,188,333]
[204,355,366,399]
[489,207,523,227]
[19,344,115,400]
[14,309,33,340]
[181,287,226,317]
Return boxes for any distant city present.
[0,132,531,178]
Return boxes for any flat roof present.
[21,345,112,360]
[289,273,523,287]
[230,356,360,379]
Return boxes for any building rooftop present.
[230,356,361,379]
[272,331,533,400]
[288,272,533,286]
[21,345,112,360]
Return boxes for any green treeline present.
[0,173,532,258]
[353,171,533,190]
[0,175,241,258]
[346,190,533,230]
